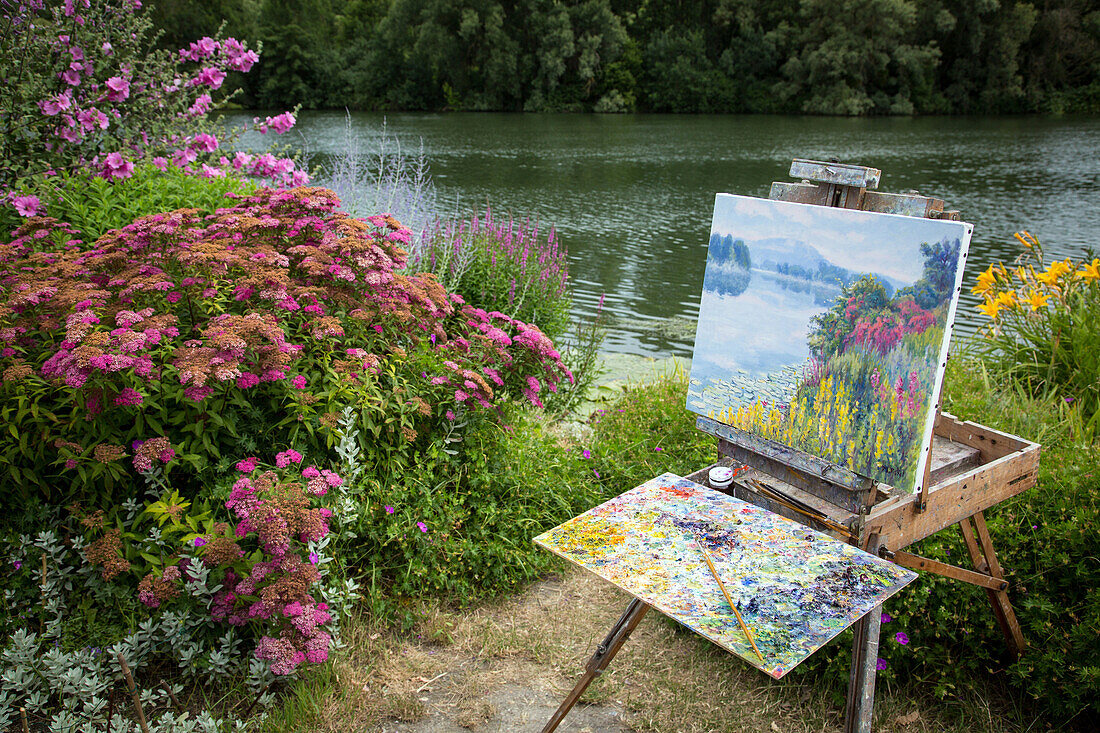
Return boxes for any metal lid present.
[708,466,735,487]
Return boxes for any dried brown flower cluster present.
[83,528,131,580]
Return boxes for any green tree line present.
[150,0,1100,114]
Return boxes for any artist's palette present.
[534,473,916,678]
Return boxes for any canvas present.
[686,194,972,493]
[534,473,916,678]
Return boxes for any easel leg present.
[540,598,650,733]
[844,604,882,733]
[958,512,1026,657]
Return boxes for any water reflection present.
[223,112,1100,357]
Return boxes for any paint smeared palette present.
[534,473,916,678]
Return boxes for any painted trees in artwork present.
[724,236,962,490]
[703,234,753,296]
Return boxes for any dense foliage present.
[971,231,1100,426]
[150,0,1100,114]
[0,0,303,222]
[582,367,1098,728]
[0,163,259,244]
[0,187,569,506]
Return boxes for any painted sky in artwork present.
[534,473,916,679]
[687,194,973,493]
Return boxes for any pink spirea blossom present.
[291,375,307,389]
[113,387,143,406]
[236,456,259,473]
[275,449,302,468]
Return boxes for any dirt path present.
[311,567,1018,733]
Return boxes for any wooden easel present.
[541,160,1039,733]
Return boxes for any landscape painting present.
[534,474,917,678]
[687,194,972,494]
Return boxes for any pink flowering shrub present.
[0,0,303,221]
[77,460,339,676]
[0,187,571,505]
[212,465,336,674]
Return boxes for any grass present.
[262,354,1097,731]
[264,568,1040,732]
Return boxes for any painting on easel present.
[686,194,972,493]
[534,474,917,679]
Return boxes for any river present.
[222,112,1100,359]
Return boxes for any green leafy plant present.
[1,164,258,243]
[971,231,1100,430]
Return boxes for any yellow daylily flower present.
[972,265,997,295]
[1015,231,1040,250]
[1081,258,1100,280]
[994,290,1018,309]
[977,297,1002,320]
[1036,260,1072,287]
[1025,289,1050,311]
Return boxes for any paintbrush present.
[695,537,765,664]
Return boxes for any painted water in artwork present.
[686,195,972,493]
[534,474,916,678]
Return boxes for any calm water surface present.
[226,112,1100,358]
